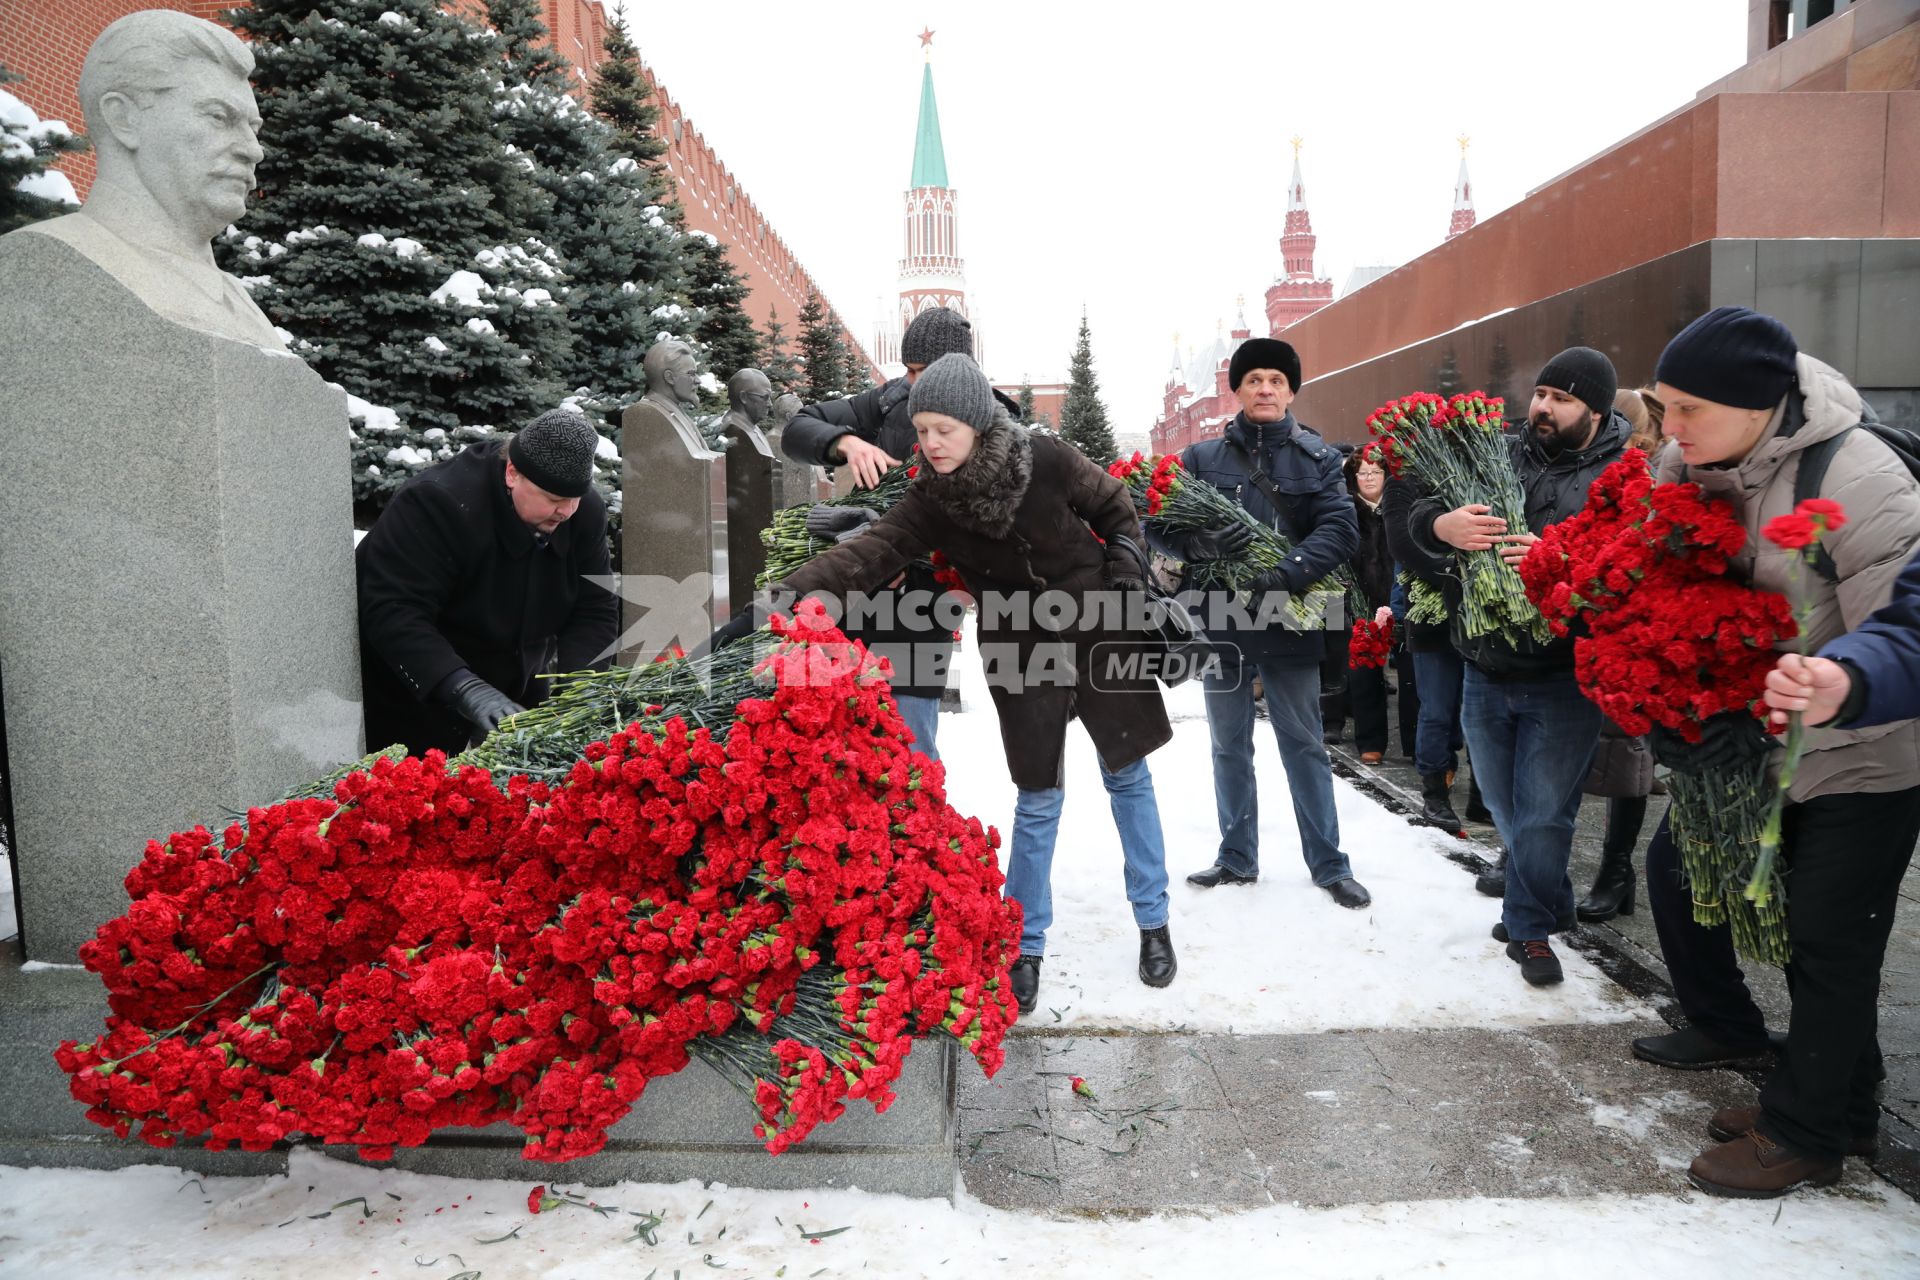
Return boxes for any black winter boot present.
[1010,955,1042,1014]
[1578,796,1646,922]
[1464,773,1493,824]
[1475,849,1506,898]
[1419,772,1462,833]
[1138,926,1176,987]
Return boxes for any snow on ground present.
[1,1146,1916,1279]
[936,637,1650,1035]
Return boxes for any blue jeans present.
[896,693,940,763]
[1202,653,1352,886]
[1006,756,1169,957]
[1461,669,1602,941]
[1410,648,1465,777]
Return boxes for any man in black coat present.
[777,306,1013,760]
[357,409,618,756]
[1148,338,1370,911]
[1403,348,1629,986]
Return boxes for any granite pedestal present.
[721,423,774,604]
[0,938,958,1197]
[619,400,728,660]
[0,231,363,963]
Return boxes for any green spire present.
[909,62,949,190]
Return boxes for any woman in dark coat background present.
[1323,445,1394,762]
[717,354,1178,1017]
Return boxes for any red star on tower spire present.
[918,27,935,50]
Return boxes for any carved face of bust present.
[107,59,264,242]
[737,379,768,420]
[662,348,699,405]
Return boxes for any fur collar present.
[914,408,1032,538]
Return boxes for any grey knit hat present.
[899,306,975,366]
[508,409,599,498]
[908,353,996,433]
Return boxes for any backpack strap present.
[1792,426,1852,585]
[1223,436,1298,533]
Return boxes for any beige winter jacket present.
[1653,353,1920,801]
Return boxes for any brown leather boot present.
[1706,1105,1876,1158]
[1687,1130,1842,1198]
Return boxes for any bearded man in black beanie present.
[357,408,618,756]
[776,307,1018,763]
[1404,347,1629,986]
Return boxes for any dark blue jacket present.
[1823,544,1920,729]
[1149,411,1358,663]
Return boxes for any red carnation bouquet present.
[1521,450,1799,963]
[1348,615,1393,669]
[1367,392,1548,648]
[1750,497,1850,909]
[1106,451,1344,629]
[56,602,1022,1161]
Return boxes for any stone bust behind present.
[637,339,712,454]
[720,367,772,435]
[12,10,284,351]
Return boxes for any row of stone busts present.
[619,342,825,661]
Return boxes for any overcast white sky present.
[617,0,1747,432]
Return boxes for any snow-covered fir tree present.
[684,230,761,396]
[796,290,848,402]
[586,15,666,176]
[759,304,803,396]
[0,65,86,235]
[1016,381,1036,423]
[217,0,572,509]
[1059,314,1117,463]
[839,338,874,397]
[487,0,687,429]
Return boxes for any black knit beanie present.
[1534,347,1618,418]
[1654,306,1798,410]
[907,354,997,433]
[899,307,975,367]
[1229,338,1302,392]
[508,409,599,498]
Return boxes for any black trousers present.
[1647,786,1920,1158]
[1319,631,1388,754]
[1394,648,1420,758]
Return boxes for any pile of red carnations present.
[1348,616,1394,669]
[1519,450,1797,963]
[56,603,1022,1161]
[1367,391,1547,648]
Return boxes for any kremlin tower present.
[1263,137,1335,335]
[873,29,982,372]
[1447,135,1478,240]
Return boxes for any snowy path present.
[2,1146,1917,1279]
[937,639,1649,1034]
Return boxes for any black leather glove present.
[1184,522,1254,563]
[1247,564,1298,595]
[690,600,770,660]
[439,671,525,735]
[804,504,879,544]
[1650,711,1774,774]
